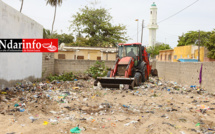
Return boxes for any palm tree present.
[46,0,63,34]
[20,0,24,12]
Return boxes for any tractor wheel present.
[151,69,158,76]
[142,66,148,82]
[94,80,98,86]
[134,72,142,86]
[107,71,111,77]
[130,81,135,90]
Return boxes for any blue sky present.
[2,0,215,48]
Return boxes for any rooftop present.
[58,43,117,53]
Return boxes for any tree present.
[43,28,74,45]
[177,31,210,46]
[20,0,24,12]
[46,0,63,34]
[205,30,215,59]
[147,43,171,58]
[177,29,215,59]
[70,6,128,47]
[43,29,51,39]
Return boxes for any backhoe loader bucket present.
[95,77,135,89]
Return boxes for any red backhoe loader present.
[94,43,158,89]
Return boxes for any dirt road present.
[0,77,215,134]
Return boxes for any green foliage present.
[70,6,128,47]
[147,43,171,57]
[43,29,51,39]
[205,30,215,59]
[85,61,108,79]
[177,29,215,59]
[47,72,76,81]
[177,31,210,46]
[45,0,62,6]
[43,28,74,45]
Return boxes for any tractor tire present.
[134,72,142,86]
[130,81,135,90]
[151,69,158,76]
[142,66,148,82]
[94,80,98,86]
[107,71,111,77]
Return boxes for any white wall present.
[0,0,43,81]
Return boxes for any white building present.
[148,2,158,47]
[0,0,43,88]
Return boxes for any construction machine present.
[94,43,158,89]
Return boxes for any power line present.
[158,0,199,24]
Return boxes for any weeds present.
[47,72,76,81]
[85,61,108,79]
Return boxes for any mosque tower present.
[148,2,158,47]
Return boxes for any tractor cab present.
[118,43,142,66]
[94,43,156,90]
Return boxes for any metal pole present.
[137,20,139,42]
[198,30,200,62]
[141,20,144,44]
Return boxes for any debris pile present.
[0,77,215,134]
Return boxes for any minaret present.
[148,2,158,47]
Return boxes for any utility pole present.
[137,20,138,42]
[198,30,200,62]
[135,19,139,42]
[141,20,144,44]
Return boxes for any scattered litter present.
[0,76,214,134]
[70,127,81,133]
[43,121,49,125]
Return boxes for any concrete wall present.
[54,59,115,74]
[0,0,43,87]
[156,61,215,92]
[158,49,174,62]
[42,53,55,78]
[173,45,204,62]
[194,47,204,61]
[54,51,76,59]
[54,50,116,61]
[103,53,116,61]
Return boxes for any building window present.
[77,56,84,60]
[97,56,101,60]
[58,54,65,59]
[174,55,177,59]
[151,11,152,14]
[74,55,76,60]
[187,55,189,58]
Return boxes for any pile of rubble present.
[0,77,215,134]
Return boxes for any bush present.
[85,61,108,79]
[147,43,171,58]
[47,72,76,81]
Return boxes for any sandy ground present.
[0,77,215,134]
